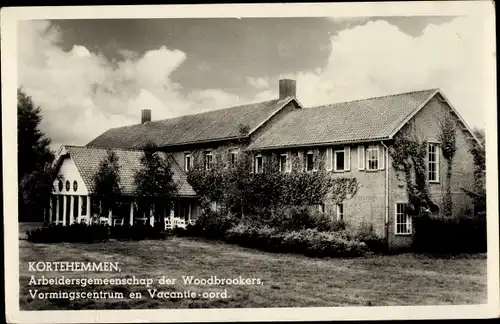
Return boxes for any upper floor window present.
[334,149,345,171]
[255,155,263,173]
[184,153,192,172]
[204,152,213,170]
[428,143,440,182]
[279,154,288,173]
[58,180,63,192]
[395,203,412,235]
[305,151,314,171]
[230,150,238,167]
[73,180,78,192]
[65,180,70,192]
[366,146,379,170]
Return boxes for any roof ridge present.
[306,88,439,110]
[105,98,281,131]
[68,144,149,153]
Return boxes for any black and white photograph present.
[2,2,498,323]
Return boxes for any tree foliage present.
[438,112,457,217]
[462,128,486,217]
[93,149,122,214]
[133,143,178,214]
[187,150,359,220]
[17,88,56,222]
[389,128,433,217]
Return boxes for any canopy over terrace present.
[49,145,198,226]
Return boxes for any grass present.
[19,223,487,310]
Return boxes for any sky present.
[17,16,486,150]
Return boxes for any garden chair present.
[135,217,148,225]
[113,218,124,226]
[164,218,173,230]
[99,217,109,225]
[175,219,187,229]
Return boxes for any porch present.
[48,194,199,229]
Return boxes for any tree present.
[93,149,122,217]
[462,128,486,217]
[17,88,56,222]
[133,143,178,224]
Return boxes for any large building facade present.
[50,79,480,249]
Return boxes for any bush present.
[26,223,109,243]
[109,224,171,241]
[188,210,237,239]
[413,214,486,254]
[225,224,369,257]
[350,222,387,253]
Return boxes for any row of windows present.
[255,145,383,173]
[183,143,441,182]
[57,180,78,192]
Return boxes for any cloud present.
[17,20,250,150]
[247,77,270,89]
[18,16,485,152]
[266,16,485,130]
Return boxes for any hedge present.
[224,223,369,257]
[413,215,486,254]
[26,223,172,243]
[26,223,109,243]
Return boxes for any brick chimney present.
[141,109,151,124]
[279,79,296,99]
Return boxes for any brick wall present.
[388,95,476,249]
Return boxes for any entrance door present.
[58,196,64,224]
[65,196,71,225]
[73,196,79,224]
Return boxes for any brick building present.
[49,79,480,249]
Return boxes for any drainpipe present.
[381,141,390,249]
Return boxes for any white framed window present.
[230,149,238,167]
[334,149,345,172]
[428,143,440,182]
[336,203,344,221]
[255,154,263,174]
[204,152,213,170]
[279,154,289,173]
[395,203,412,235]
[184,153,192,172]
[305,151,314,172]
[366,146,379,170]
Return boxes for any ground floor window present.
[395,203,412,234]
[81,196,87,215]
[336,203,344,221]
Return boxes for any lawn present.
[19,223,487,310]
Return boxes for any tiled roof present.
[247,89,438,150]
[87,97,295,149]
[62,146,196,197]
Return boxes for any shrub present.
[109,224,171,241]
[413,214,486,254]
[224,224,368,257]
[350,222,387,253]
[188,210,237,239]
[26,223,109,243]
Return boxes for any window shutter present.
[298,151,304,171]
[358,145,365,170]
[251,153,255,173]
[379,145,385,170]
[344,146,351,171]
[326,148,333,171]
[287,150,292,172]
